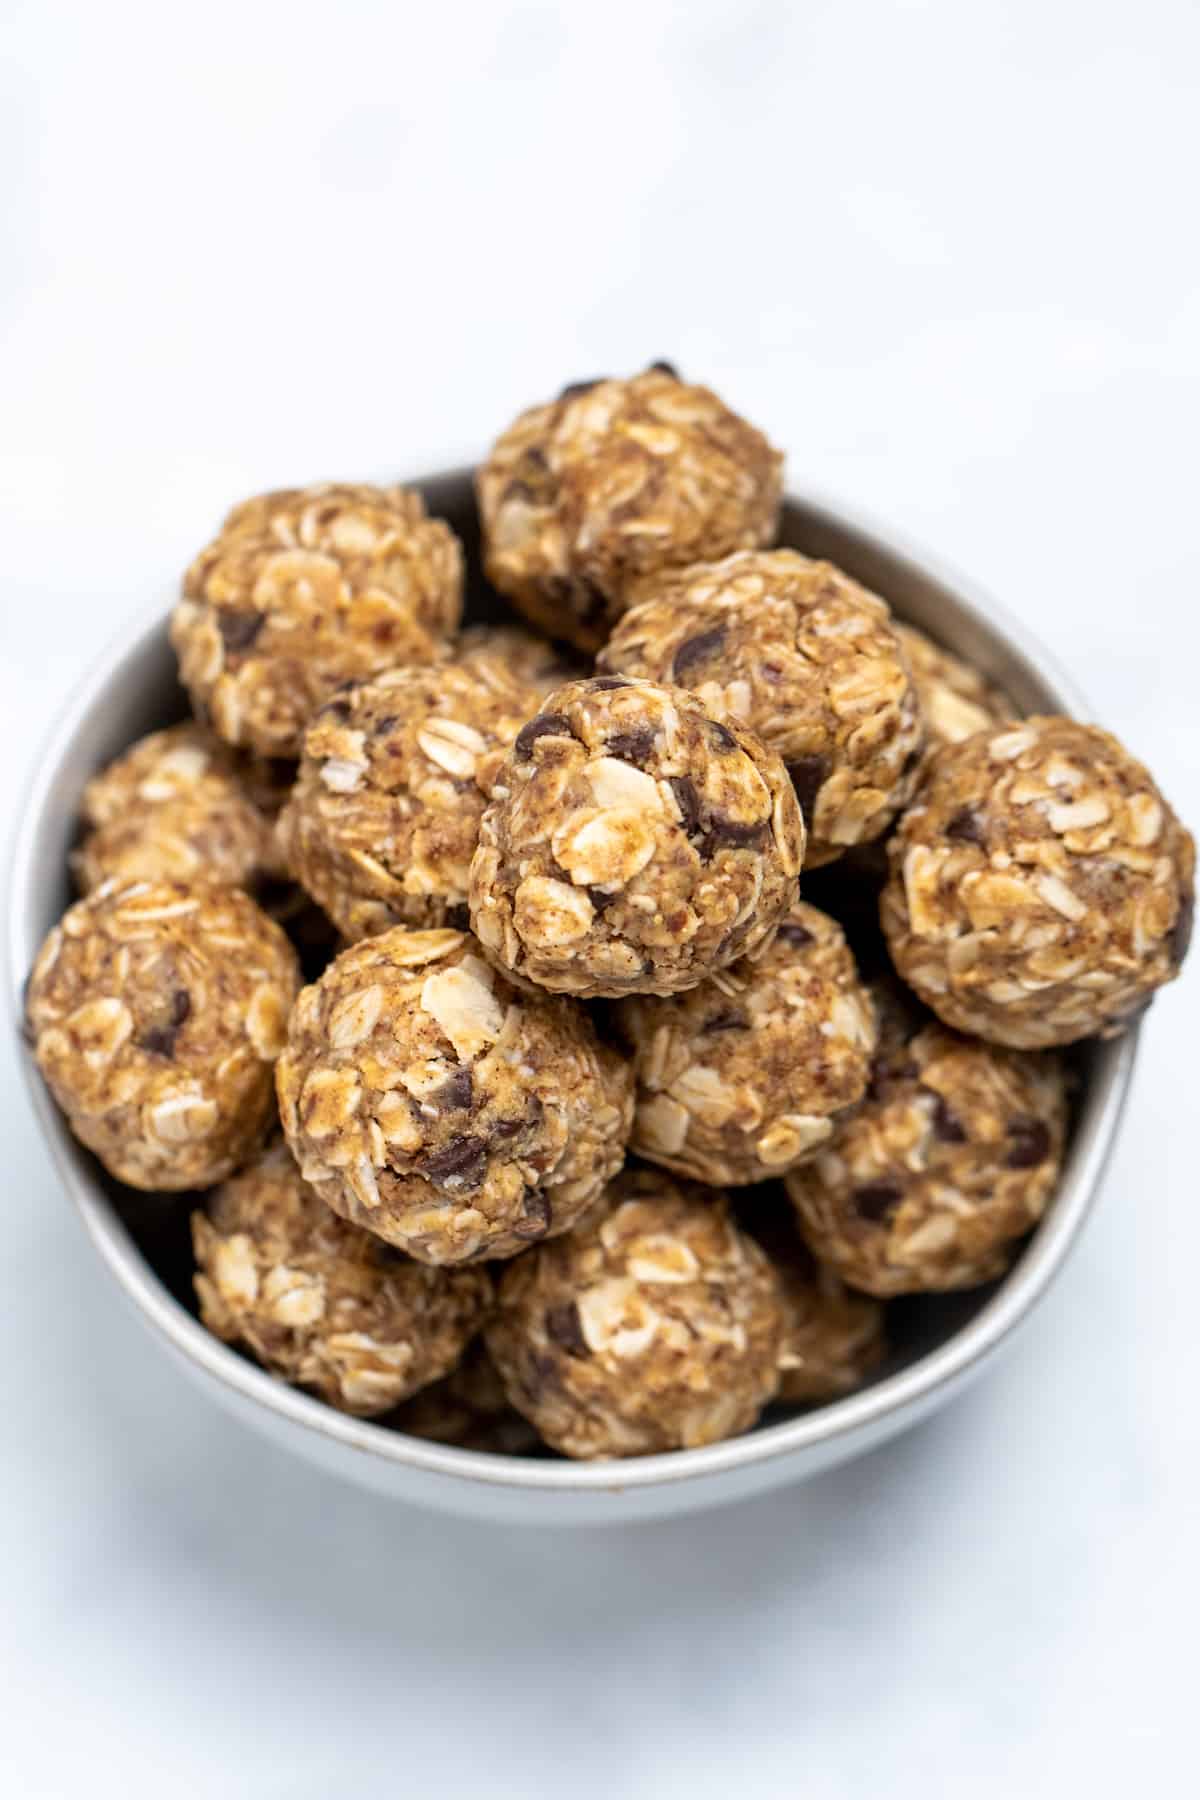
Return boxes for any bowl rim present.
[8,473,1138,1495]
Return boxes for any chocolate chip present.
[526,1349,564,1398]
[433,1067,473,1112]
[946,807,987,848]
[545,1300,589,1357]
[559,377,609,401]
[513,1190,552,1241]
[646,359,680,378]
[138,988,191,1059]
[606,726,657,767]
[1169,886,1194,969]
[588,676,630,692]
[776,921,815,948]
[492,1096,544,1141]
[854,1181,902,1223]
[786,753,830,825]
[672,626,726,682]
[1005,1118,1051,1169]
[705,815,767,851]
[418,1135,488,1189]
[669,774,703,839]
[704,1008,749,1034]
[514,712,573,759]
[707,721,737,753]
[218,609,265,654]
[930,1095,966,1143]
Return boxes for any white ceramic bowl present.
[9,471,1137,1525]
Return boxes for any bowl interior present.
[10,470,1134,1490]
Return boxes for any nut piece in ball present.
[599,550,924,866]
[275,927,634,1264]
[614,902,876,1185]
[27,880,300,1191]
[171,482,463,757]
[278,658,540,941]
[880,716,1195,1047]
[73,723,275,895]
[785,987,1068,1295]
[470,676,805,998]
[476,365,783,652]
[894,623,1016,751]
[193,1139,492,1416]
[485,1168,785,1459]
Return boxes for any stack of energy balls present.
[26,365,1195,1461]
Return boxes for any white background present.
[3,3,1198,1794]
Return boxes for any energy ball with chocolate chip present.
[785,990,1068,1295]
[894,623,1016,751]
[192,1139,492,1416]
[72,722,275,895]
[470,676,805,998]
[389,1341,540,1454]
[477,365,783,652]
[613,902,876,1185]
[27,880,300,1191]
[599,551,924,867]
[278,658,539,941]
[880,717,1195,1048]
[485,1168,784,1459]
[455,623,584,698]
[275,927,634,1264]
[172,482,463,758]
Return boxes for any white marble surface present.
[3,3,1198,1793]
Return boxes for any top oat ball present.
[469,676,805,998]
[171,483,464,758]
[476,365,783,652]
[599,550,925,866]
[881,716,1195,1047]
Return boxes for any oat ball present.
[172,482,463,757]
[192,1139,492,1416]
[613,902,876,1185]
[72,723,275,895]
[389,1342,540,1454]
[785,991,1068,1295]
[599,550,924,867]
[278,658,539,941]
[485,1168,784,1459]
[880,717,1195,1047]
[470,676,805,998]
[276,927,634,1264]
[455,622,584,697]
[27,880,300,1191]
[895,623,1016,750]
[477,365,783,652]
